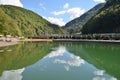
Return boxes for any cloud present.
[94,70,105,76]
[54,54,85,67]
[39,3,46,10]
[93,0,106,3]
[64,66,70,71]
[0,0,23,7]
[51,11,66,15]
[46,46,66,57]
[63,3,69,9]
[53,51,85,71]
[93,69,117,80]
[93,77,117,80]
[51,7,85,20]
[0,68,25,80]
[44,17,66,26]
[67,8,85,19]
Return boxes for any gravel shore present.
[0,38,120,48]
[0,41,18,47]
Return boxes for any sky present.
[0,0,106,26]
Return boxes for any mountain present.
[82,0,120,34]
[63,3,105,34]
[0,5,64,37]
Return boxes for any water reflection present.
[93,77,117,80]
[45,46,85,71]
[22,46,116,80]
[93,70,117,80]
[94,70,105,76]
[0,42,119,80]
[0,42,52,76]
[46,46,66,58]
[0,68,24,80]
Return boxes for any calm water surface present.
[0,42,120,80]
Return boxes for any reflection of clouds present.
[64,66,70,71]
[93,76,106,80]
[110,77,117,80]
[93,76,117,80]
[94,70,105,76]
[54,55,84,67]
[45,46,85,71]
[46,46,66,58]
[0,68,25,80]
[54,53,85,71]
[93,70,117,80]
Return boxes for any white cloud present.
[39,3,46,10]
[54,54,85,67]
[63,3,69,9]
[67,8,85,19]
[51,7,85,20]
[0,0,23,7]
[64,66,70,71]
[93,0,106,3]
[93,77,117,80]
[94,70,105,76]
[46,46,66,58]
[54,54,85,71]
[93,77,106,80]
[51,11,66,16]
[0,68,25,80]
[44,17,66,26]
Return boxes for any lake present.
[0,42,120,80]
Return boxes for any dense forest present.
[82,0,120,34]
[0,5,64,37]
[64,3,105,34]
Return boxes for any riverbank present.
[53,39,120,44]
[0,41,18,47]
[0,38,53,47]
[0,39,120,48]
[19,39,53,42]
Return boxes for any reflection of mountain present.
[22,46,88,80]
[0,42,119,80]
[65,43,120,80]
[22,45,116,80]
[0,42,53,76]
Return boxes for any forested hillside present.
[82,0,120,34]
[64,3,105,34]
[0,5,64,37]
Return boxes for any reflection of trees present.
[65,43,120,80]
[0,42,120,79]
[0,42,53,76]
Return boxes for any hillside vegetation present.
[0,5,64,37]
[82,0,120,34]
[64,3,105,34]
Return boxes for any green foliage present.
[0,5,64,37]
[82,0,120,34]
[64,3,105,33]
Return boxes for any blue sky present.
[0,0,106,26]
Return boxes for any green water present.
[0,42,120,80]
